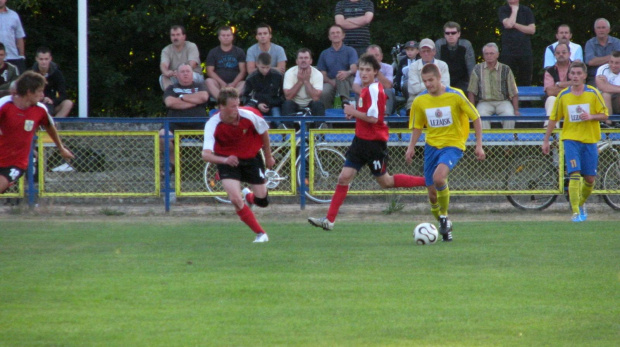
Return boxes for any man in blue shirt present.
[317,24,358,110]
[585,18,620,84]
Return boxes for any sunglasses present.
[444,31,459,35]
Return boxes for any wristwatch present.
[179,94,184,100]
[555,82,560,87]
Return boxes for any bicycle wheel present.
[296,146,346,204]
[505,157,559,210]
[602,161,620,210]
[203,162,231,204]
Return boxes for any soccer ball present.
[413,222,439,245]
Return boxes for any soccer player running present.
[405,63,485,241]
[0,71,74,194]
[542,61,608,222]
[202,88,275,243]
[308,53,425,231]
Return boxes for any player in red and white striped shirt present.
[0,71,73,194]
[202,88,274,243]
[308,54,425,231]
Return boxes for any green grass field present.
[0,217,618,346]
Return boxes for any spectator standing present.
[353,45,395,115]
[335,0,374,57]
[0,43,18,96]
[317,24,358,110]
[159,25,204,91]
[542,61,608,222]
[406,63,485,241]
[282,48,324,117]
[543,43,571,126]
[205,26,246,99]
[245,23,287,75]
[596,51,620,116]
[498,0,536,86]
[0,71,74,194]
[242,52,285,120]
[201,88,274,243]
[0,0,26,74]
[160,63,209,171]
[394,40,418,101]
[406,39,450,112]
[585,18,620,84]
[308,54,425,231]
[543,24,583,68]
[435,21,475,92]
[31,47,74,118]
[467,42,519,129]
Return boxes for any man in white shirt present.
[282,48,324,117]
[543,24,583,68]
[596,50,620,115]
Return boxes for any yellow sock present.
[430,201,441,221]
[568,174,581,214]
[579,180,594,206]
[437,184,450,216]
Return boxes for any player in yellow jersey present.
[542,61,608,222]
[405,63,485,241]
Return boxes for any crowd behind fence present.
[4,116,620,212]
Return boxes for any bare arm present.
[405,128,423,164]
[229,63,247,87]
[511,95,520,115]
[513,23,536,35]
[343,104,377,124]
[160,62,175,77]
[16,38,25,57]
[467,91,477,106]
[164,91,209,109]
[43,123,74,160]
[587,55,611,67]
[472,118,485,161]
[246,61,257,75]
[376,71,393,89]
[596,76,620,93]
[259,132,275,169]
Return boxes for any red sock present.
[236,205,264,234]
[326,184,349,223]
[393,174,425,188]
[245,192,255,205]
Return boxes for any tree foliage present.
[12,0,620,117]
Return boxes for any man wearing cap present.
[406,38,450,111]
[394,40,419,101]
[435,21,475,91]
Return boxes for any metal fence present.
[6,116,620,211]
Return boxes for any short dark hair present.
[36,46,52,56]
[217,87,239,106]
[256,52,272,66]
[612,51,620,58]
[15,71,47,96]
[328,24,345,35]
[218,26,233,35]
[0,43,5,52]
[555,43,571,54]
[256,23,272,35]
[170,25,186,35]
[296,48,312,59]
[421,63,440,77]
[443,21,461,32]
[568,61,587,75]
[358,53,380,71]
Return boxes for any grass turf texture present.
[0,218,618,346]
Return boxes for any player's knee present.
[254,195,269,208]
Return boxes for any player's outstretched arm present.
[472,118,485,161]
[43,123,74,160]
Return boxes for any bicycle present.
[203,108,346,204]
[506,136,620,210]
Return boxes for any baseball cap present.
[419,38,435,49]
[404,41,418,49]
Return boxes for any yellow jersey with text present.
[551,85,608,144]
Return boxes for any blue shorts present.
[563,140,598,176]
[423,145,463,186]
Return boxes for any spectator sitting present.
[596,50,620,116]
[435,21,475,92]
[31,46,73,118]
[245,23,287,75]
[543,43,571,128]
[353,45,395,115]
[0,0,26,74]
[242,52,285,125]
[585,18,620,85]
[159,25,204,91]
[205,26,246,99]
[543,24,583,68]
[282,48,324,118]
[407,38,450,112]
[0,43,19,97]
[394,40,418,102]
[317,24,358,110]
[160,63,209,172]
[467,42,519,129]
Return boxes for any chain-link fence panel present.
[2,177,23,197]
[175,130,297,198]
[38,131,160,196]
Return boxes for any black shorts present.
[344,136,389,176]
[216,153,266,185]
[0,166,26,186]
